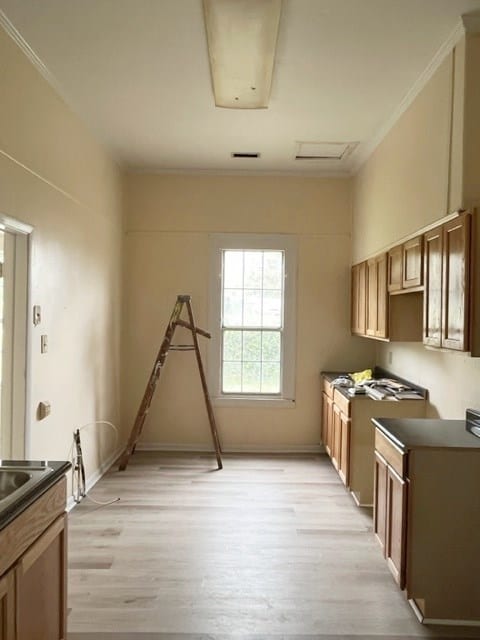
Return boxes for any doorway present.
[0,219,31,459]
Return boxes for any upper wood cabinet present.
[387,236,423,293]
[351,261,366,335]
[424,213,471,351]
[366,253,388,339]
[402,236,423,289]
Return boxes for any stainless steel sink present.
[0,465,53,511]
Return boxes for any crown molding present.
[0,9,66,98]
[350,18,466,174]
[127,166,353,178]
[462,13,480,33]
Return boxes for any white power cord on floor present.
[70,420,121,507]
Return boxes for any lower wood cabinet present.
[321,377,425,506]
[373,425,480,624]
[0,478,68,640]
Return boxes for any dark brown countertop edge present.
[0,460,71,531]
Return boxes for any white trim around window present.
[208,233,297,407]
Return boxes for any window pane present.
[243,289,262,326]
[223,288,243,326]
[244,251,263,288]
[222,362,242,392]
[223,330,242,362]
[262,331,281,362]
[262,289,282,327]
[223,251,243,288]
[243,331,261,362]
[263,251,283,289]
[261,362,281,393]
[242,361,261,392]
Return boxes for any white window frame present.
[208,233,296,407]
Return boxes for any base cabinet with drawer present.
[321,375,426,506]
[373,423,480,624]
[0,477,68,640]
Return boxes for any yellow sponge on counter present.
[350,369,373,384]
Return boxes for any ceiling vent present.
[295,141,358,161]
[231,152,260,158]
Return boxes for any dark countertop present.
[0,460,71,531]
[372,417,480,451]
[321,368,428,401]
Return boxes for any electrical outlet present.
[33,305,41,325]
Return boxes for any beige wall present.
[353,54,453,263]
[124,174,375,449]
[353,38,480,418]
[0,28,123,479]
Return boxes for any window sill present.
[211,396,295,409]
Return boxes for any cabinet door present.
[331,403,342,470]
[366,255,388,338]
[338,412,351,487]
[374,452,388,554]
[0,570,14,640]
[423,226,443,347]
[16,514,67,640]
[387,245,402,292]
[375,253,388,338]
[386,467,407,589]
[403,236,423,289]
[442,215,470,351]
[365,258,377,336]
[351,262,366,335]
[323,394,334,457]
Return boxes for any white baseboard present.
[409,599,480,626]
[135,442,324,454]
[66,445,124,512]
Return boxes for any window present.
[209,234,296,404]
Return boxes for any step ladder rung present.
[169,345,195,351]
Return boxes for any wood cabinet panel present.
[386,467,407,589]
[351,262,366,335]
[375,253,388,338]
[321,391,332,454]
[0,571,14,640]
[374,452,388,554]
[365,259,377,336]
[424,214,471,351]
[442,215,470,351]
[366,254,388,338]
[423,226,443,347]
[403,236,423,289]
[331,403,341,470]
[387,245,403,292]
[16,514,67,640]
[338,413,350,487]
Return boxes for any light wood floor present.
[67,452,480,639]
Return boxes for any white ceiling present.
[1,0,480,175]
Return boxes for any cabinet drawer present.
[333,389,351,417]
[375,429,406,478]
[322,378,334,398]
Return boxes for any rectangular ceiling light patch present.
[203,0,282,109]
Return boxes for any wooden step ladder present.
[118,295,223,471]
